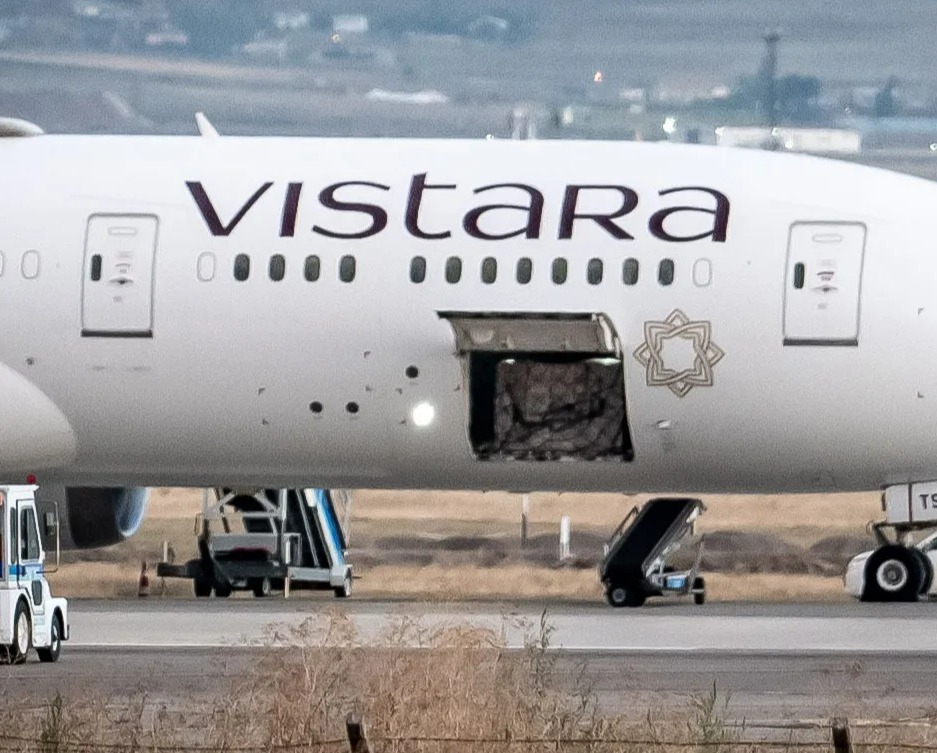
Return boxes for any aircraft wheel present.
[194,579,213,598]
[38,612,62,663]
[692,576,706,606]
[863,545,921,602]
[251,578,272,598]
[911,549,933,595]
[9,600,31,664]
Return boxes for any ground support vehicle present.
[600,497,706,608]
[0,485,67,662]
[157,488,352,598]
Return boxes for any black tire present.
[912,549,933,595]
[333,573,352,599]
[194,579,213,598]
[605,583,646,608]
[38,612,62,663]
[9,600,31,664]
[692,576,706,606]
[863,545,921,602]
[251,578,272,598]
[214,583,232,598]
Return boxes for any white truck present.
[0,485,67,663]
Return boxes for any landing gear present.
[862,545,927,602]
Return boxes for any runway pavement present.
[4,599,937,722]
[68,598,937,653]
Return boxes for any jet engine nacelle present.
[41,486,150,549]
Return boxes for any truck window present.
[9,509,16,564]
[20,508,39,561]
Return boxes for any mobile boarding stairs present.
[600,497,706,608]
[157,488,352,599]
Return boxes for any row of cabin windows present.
[233,254,357,283]
[412,256,675,287]
[227,253,675,287]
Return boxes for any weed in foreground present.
[0,611,933,751]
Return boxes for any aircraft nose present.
[0,360,76,472]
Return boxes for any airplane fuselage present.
[2,136,934,493]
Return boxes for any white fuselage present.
[1,136,935,493]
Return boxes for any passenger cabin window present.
[587,258,603,285]
[658,259,674,286]
[339,255,356,283]
[197,252,216,282]
[623,258,639,285]
[481,257,497,284]
[304,255,321,282]
[234,254,250,281]
[516,257,532,284]
[269,254,286,282]
[22,250,40,280]
[552,258,568,285]
[410,256,426,283]
[445,256,462,284]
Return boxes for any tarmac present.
[4,599,936,722]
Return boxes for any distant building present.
[715,126,861,154]
[71,1,133,20]
[333,14,368,36]
[618,88,646,114]
[365,89,449,105]
[466,14,510,40]
[274,11,309,32]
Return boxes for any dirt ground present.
[48,488,880,602]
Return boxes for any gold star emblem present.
[633,310,725,398]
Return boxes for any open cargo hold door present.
[440,313,634,461]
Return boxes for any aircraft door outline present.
[783,221,866,346]
[81,214,159,338]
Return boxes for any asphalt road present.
[2,600,936,723]
[65,598,937,653]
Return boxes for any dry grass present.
[49,560,848,603]
[47,562,193,599]
[0,613,929,752]
[351,490,881,544]
[704,573,847,603]
[51,488,879,602]
[139,487,883,538]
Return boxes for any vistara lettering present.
[186,177,729,243]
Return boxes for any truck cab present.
[0,485,67,663]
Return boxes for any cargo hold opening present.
[440,313,634,462]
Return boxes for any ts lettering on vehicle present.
[187,178,730,243]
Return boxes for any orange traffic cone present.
[138,561,150,598]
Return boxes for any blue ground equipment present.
[157,488,352,598]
